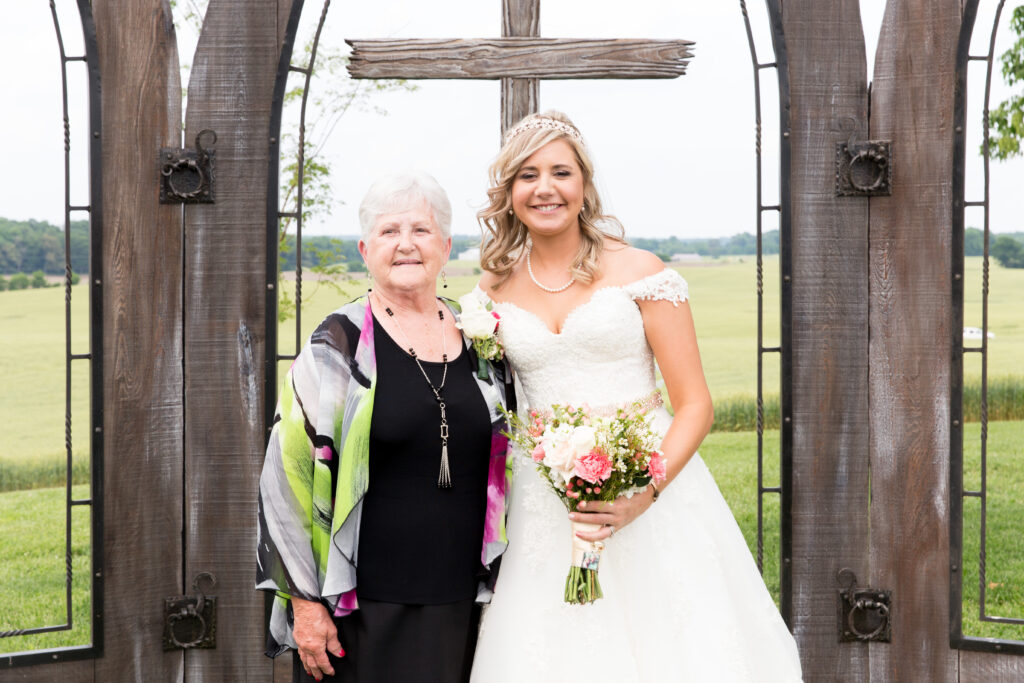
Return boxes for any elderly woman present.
[257,171,514,683]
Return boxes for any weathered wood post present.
[94,1,185,681]
[867,0,961,679]
[780,1,871,679]
[181,0,295,679]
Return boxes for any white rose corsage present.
[455,292,504,379]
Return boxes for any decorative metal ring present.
[167,606,208,649]
[163,158,207,199]
[848,149,887,192]
[847,598,890,641]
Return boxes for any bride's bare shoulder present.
[602,245,667,284]
[478,269,502,293]
[478,265,526,303]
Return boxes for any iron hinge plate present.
[159,129,217,204]
[837,569,892,642]
[836,139,892,196]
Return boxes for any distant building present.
[670,253,702,262]
[963,327,995,339]
[458,248,480,261]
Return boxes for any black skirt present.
[292,598,481,683]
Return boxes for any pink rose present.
[574,449,613,484]
[531,443,546,463]
[648,451,667,482]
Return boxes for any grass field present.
[272,254,1024,397]
[2,423,1020,653]
[4,257,1021,483]
[1,254,1022,652]
[0,485,92,654]
[0,284,91,492]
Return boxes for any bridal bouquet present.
[502,400,667,604]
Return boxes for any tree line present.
[219,228,1024,270]
[4,218,1023,275]
[0,218,89,275]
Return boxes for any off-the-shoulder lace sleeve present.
[622,268,689,306]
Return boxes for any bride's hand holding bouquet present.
[502,399,667,604]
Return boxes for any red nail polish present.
[338,648,346,657]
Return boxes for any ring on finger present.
[605,523,616,536]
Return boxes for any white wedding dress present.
[470,269,802,682]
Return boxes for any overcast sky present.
[2,0,1021,239]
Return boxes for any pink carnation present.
[574,448,613,483]
[531,443,546,462]
[648,452,667,482]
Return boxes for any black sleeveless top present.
[356,314,492,604]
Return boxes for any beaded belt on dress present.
[527,389,664,419]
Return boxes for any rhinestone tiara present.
[503,117,584,146]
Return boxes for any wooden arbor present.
[5,0,1023,681]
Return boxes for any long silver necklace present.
[526,245,576,293]
[377,294,453,489]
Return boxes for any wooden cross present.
[347,0,693,137]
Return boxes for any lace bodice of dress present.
[481,268,689,411]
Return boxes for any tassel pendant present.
[437,400,451,489]
[437,443,452,489]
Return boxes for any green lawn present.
[0,484,92,654]
[3,424,1020,653]
[0,283,91,490]
[1,254,1022,652]
[274,255,1024,400]
[5,257,1019,481]
[698,421,1024,642]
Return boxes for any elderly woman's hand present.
[568,485,657,542]
[292,597,343,681]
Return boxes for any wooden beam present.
[3,661,94,683]
[959,650,1024,679]
[868,0,961,679]
[346,38,694,80]
[180,0,294,678]
[780,1,871,679]
[501,0,539,136]
[92,0,185,680]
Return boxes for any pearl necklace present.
[526,246,576,293]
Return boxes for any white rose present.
[541,424,576,480]
[569,425,597,457]
[458,307,499,338]
[458,292,486,313]
[456,293,498,338]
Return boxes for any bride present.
[468,111,803,682]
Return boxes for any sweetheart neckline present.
[475,267,685,336]
[488,285,637,336]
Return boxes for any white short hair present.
[358,171,452,238]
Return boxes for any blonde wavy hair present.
[478,110,625,288]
